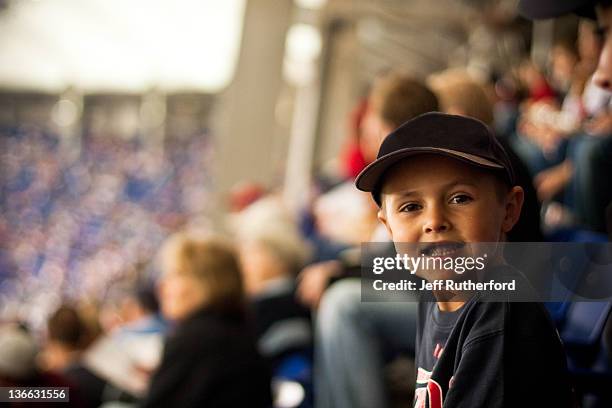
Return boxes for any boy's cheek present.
[388,223,418,243]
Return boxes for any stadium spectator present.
[42,305,109,408]
[0,323,84,407]
[234,197,313,370]
[140,233,272,408]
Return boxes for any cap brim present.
[355,147,504,192]
[518,0,596,20]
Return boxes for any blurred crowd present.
[1,17,612,408]
[506,21,612,236]
[0,128,213,331]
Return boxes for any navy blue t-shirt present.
[414,265,574,408]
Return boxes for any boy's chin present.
[417,269,460,282]
[396,242,497,258]
[417,268,476,283]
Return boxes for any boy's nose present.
[422,207,450,234]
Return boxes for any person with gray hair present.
[234,197,313,371]
[0,325,38,382]
[0,324,83,407]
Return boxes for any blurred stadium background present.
[1,0,560,329]
[4,2,612,407]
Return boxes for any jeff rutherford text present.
[372,279,516,292]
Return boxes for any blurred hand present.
[534,160,573,202]
[520,121,561,153]
[584,113,612,136]
[540,128,564,156]
[296,260,342,308]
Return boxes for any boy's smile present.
[418,241,465,257]
[377,154,524,275]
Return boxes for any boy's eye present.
[449,194,473,204]
[400,203,422,212]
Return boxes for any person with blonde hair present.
[141,233,271,408]
[427,69,495,125]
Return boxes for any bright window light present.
[294,0,327,10]
[0,0,246,92]
[283,23,322,85]
[286,23,322,63]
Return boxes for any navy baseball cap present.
[518,0,597,20]
[355,112,515,205]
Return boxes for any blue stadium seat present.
[561,301,612,406]
[272,350,313,408]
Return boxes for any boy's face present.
[377,155,523,276]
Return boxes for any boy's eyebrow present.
[443,179,480,190]
[388,179,480,199]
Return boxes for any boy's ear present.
[501,186,525,233]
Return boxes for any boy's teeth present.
[430,246,457,256]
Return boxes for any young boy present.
[356,112,574,407]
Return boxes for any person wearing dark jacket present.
[43,305,108,408]
[140,233,272,408]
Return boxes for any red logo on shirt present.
[414,368,443,408]
[433,343,444,359]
